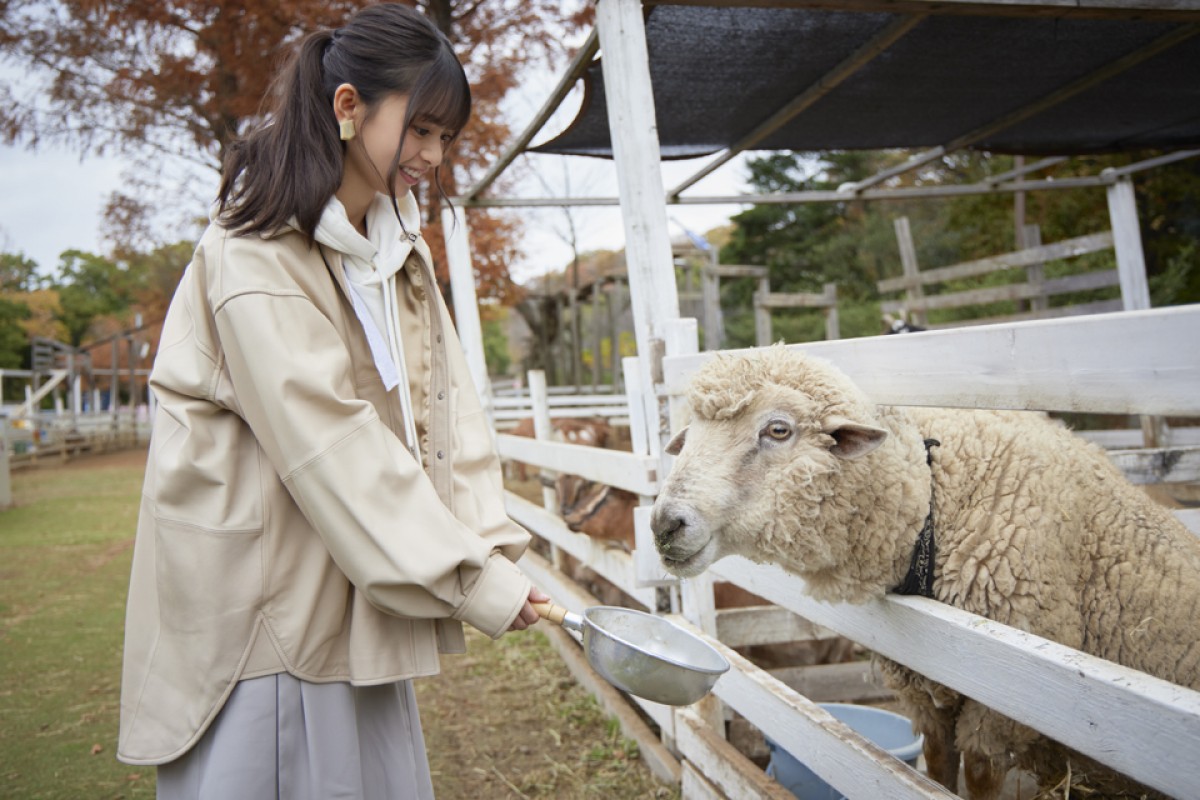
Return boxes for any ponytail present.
[216,4,471,242]
[218,32,343,239]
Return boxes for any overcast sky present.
[0,143,127,274]
[0,78,752,283]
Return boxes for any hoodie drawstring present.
[382,272,421,462]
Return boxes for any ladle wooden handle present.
[532,601,568,626]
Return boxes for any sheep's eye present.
[763,421,792,441]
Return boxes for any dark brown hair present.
[217,3,470,239]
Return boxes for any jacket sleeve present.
[211,244,529,639]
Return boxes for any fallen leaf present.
[91,743,103,755]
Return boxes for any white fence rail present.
[3,410,149,466]
[491,391,631,428]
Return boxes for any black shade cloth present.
[533,5,1200,159]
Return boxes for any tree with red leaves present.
[0,0,591,302]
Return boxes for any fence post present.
[442,205,493,425]
[0,418,11,509]
[754,273,772,346]
[823,282,841,340]
[701,260,724,352]
[1106,174,1161,447]
[1106,175,1151,313]
[596,0,681,468]
[1024,224,1047,313]
[528,371,556,512]
[591,283,602,392]
[894,216,926,327]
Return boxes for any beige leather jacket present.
[118,220,531,765]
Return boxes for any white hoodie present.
[312,192,424,459]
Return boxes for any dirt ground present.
[415,628,673,799]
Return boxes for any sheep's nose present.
[651,506,685,549]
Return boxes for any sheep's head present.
[650,348,887,579]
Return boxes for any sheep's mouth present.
[659,537,718,578]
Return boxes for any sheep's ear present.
[824,418,887,459]
[665,426,688,456]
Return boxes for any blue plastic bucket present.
[766,703,924,800]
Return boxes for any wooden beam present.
[596,0,682,470]
[462,29,599,202]
[1106,175,1152,311]
[683,623,958,799]
[706,264,770,278]
[675,709,799,800]
[644,0,1200,22]
[1107,445,1200,485]
[878,231,1114,292]
[756,291,839,309]
[663,305,1200,416]
[496,434,658,495]
[881,269,1120,313]
[442,207,490,416]
[986,155,1068,185]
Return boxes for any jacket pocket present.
[155,519,265,639]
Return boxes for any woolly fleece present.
[654,346,1200,798]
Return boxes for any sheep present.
[650,346,1200,799]
[553,471,862,670]
[553,467,863,660]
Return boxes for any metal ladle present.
[533,601,730,706]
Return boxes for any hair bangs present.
[408,51,471,135]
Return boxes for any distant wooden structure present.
[2,323,154,478]
[880,217,1125,328]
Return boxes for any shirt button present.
[437,390,445,400]
[436,334,442,343]
[436,450,445,460]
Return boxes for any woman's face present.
[346,93,455,198]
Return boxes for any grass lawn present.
[0,450,674,799]
[0,450,155,799]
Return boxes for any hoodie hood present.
[307,192,427,458]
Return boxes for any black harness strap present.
[893,438,940,599]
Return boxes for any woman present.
[118,5,546,797]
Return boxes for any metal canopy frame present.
[446,0,1200,418]
[459,0,1200,211]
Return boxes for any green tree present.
[0,252,44,292]
[481,313,512,377]
[0,295,32,370]
[53,250,135,346]
[720,151,913,343]
[721,149,1199,345]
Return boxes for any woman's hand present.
[508,586,551,631]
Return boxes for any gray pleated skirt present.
[156,673,435,800]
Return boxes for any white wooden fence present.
[880,220,1122,328]
[500,304,1200,799]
